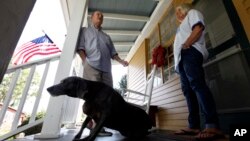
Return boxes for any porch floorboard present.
[13,128,229,141]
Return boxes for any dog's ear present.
[76,78,88,99]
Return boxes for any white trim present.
[38,0,88,138]
[114,42,134,47]
[60,0,70,27]
[89,12,149,22]
[29,61,50,123]
[7,54,60,73]
[11,65,36,130]
[0,69,21,127]
[203,47,241,67]
[0,119,44,141]
[104,30,141,36]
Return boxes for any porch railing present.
[0,55,60,140]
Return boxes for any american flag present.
[12,35,61,65]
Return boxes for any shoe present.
[98,128,113,136]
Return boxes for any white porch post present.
[35,0,87,138]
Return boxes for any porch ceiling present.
[88,0,157,61]
[63,0,170,63]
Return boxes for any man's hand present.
[121,60,129,67]
[182,43,190,49]
[113,55,129,67]
[78,50,86,63]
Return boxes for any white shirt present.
[173,9,209,73]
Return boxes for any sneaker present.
[98,128,113,136]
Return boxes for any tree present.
[119,75,127,90]
[0,68,40,108]
[0,73,12,102]
[115,75,127,95]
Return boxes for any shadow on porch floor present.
[13,128,229,141]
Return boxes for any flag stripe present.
[13,44,59,64]
[22,47,61,61]
[15,42,34,50]
[14,42,57,58]
[13,42,36,57]
[12,43,41,65]
[24,50,61,63]
[20,44,57,58]
[12,35,61,65]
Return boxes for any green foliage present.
[18,111,46,136]
[117,75,127,95]
[0,73,13,103]
[20,111,45,126]
[0,69,40,108]
[118,75,127,89]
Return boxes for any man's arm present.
[77,50,86,63]
[183,23,204,49]
[113,55,129,67]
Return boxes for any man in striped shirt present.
[76,10,128,136]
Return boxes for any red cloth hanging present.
[151,45,166,67]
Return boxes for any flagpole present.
[42,30,54,43]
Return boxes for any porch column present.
[35,0,87,138]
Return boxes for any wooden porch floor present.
[14,128,229,141]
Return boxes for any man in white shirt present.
[173,4,224,140]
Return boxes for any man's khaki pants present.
[82,61,113,87]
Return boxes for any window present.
[147,4,178,87]
[194,0,236,56]
[148,27,162,87]
[163,45,175,82]
[160,4,178,83]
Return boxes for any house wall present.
[126,0,191,131]
[127,40,147,98]
[151,76,188,130]
[127,0,250,132]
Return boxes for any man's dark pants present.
[178,47,219,129]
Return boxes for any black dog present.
[47,76,152,141]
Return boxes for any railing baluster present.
[29,62,50,123]
[0,69,21,126]
[11,65,36,130]
[0,55,60,139]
